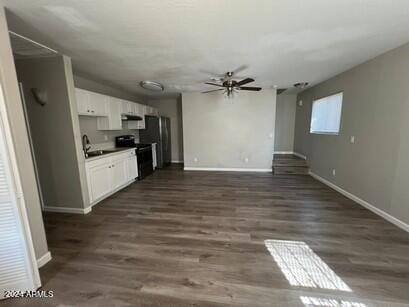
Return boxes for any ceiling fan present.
[202,69,262,98]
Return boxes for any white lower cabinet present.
[111,156,128,190]
[126,154,138,179]
[86,149,137,205]
[87,161,112,202]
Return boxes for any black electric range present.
[115,135,153,180]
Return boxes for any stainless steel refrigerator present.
[139,116,171,168]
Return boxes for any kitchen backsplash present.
[79,117,139,146]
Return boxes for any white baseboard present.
[171,160,184,164]
[43,205,92,214]
[37,251,52,268]
[309,171,409,233]
[274,151,294,155]
[293,152,307,160]
[184,167,272,172]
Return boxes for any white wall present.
[146,97,184,163]
[274,94,296,153]
[182,91,276,171]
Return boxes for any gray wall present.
[274,94,296,152]
[0,7,48,259]
[182,91,276,170]
[74,74,145,145]
[294,42,409,225]
[146,97,184,162]
[16,56,85,210]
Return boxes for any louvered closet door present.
[0,87,39,299]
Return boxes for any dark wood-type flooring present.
[4,165,409,306]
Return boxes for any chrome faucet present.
[82,134,91,157]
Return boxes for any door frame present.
[0,82,41,290]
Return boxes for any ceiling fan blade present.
[232,65,248,75]
[201,89,224,93]
[205,82,224,87]
[238,86,262,91]
[236,78,254,86]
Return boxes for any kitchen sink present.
[86,148,125,158]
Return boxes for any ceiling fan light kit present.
[294,82,309,89]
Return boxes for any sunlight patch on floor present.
[300,296,366,307]
[264,240,351,292]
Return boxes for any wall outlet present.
[193,157,198,163]
[244,157,249,163]
[298,100,303,107]
[104,135,108,141]
[350,136,355,143]
[332,169,336,176]
[269,133,274,139]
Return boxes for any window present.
[310,92,343,134]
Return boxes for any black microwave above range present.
[115,135,153,180]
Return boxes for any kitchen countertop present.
[85,147,135,162]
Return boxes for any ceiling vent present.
[9,31,58,59]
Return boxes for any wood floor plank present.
[3,165,409,306]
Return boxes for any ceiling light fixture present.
[294,82,309,89]
[140,81,164,92]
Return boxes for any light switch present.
[193,157,198,163]
[298,100,303,107]
[350,136,355,143]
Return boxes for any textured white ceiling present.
[3,0,409,98]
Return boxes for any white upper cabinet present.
[144,105,159,116]
[75,88,90,115]
[128,104,146,129]
[75,88,107,116]
[76,88,154,130]
[121,100,131,114]
[121,100,140,115]
[137,106,146,129]
[146,106,153,115]
[89,92,108,116]
[132,102,140,115]
[97,97,122,130]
